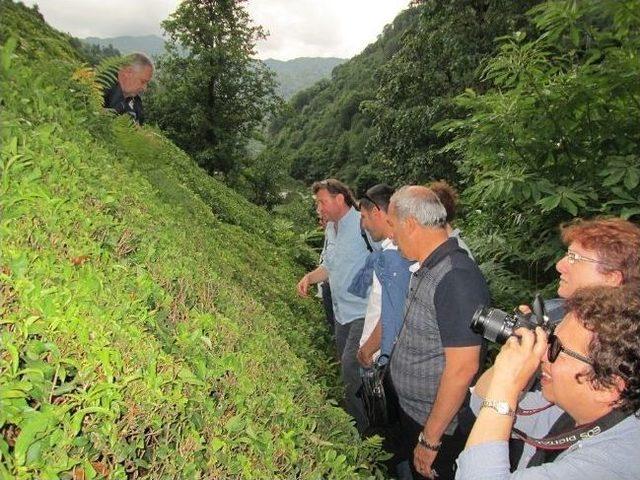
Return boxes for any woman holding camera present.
[455,285,640,479]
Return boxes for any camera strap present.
[512,408,629,462]
[516,402,556,416]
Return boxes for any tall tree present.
[147,0,279,176]
[438,0,640,306]
[364,0,538,186]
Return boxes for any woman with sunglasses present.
[455,285,640,479]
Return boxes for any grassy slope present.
[0,2,382,478]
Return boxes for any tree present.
[363,0,538,186]
[438,0,640,306]
[146,0,279,176]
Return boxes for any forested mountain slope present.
[264,57,347,99]
[0,2,382,478]
[266,6,421,191]
[267,0,640,307]
[267,1,536,191]
[82,35,167,57]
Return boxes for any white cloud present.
[23,0,409,59]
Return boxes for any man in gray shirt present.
[387,186,490,480]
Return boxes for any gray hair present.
[126,52,154,71]
[390,186,447,228]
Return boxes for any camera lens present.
[471,307,514,344]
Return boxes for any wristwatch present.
[481,399,516,417]
[417,432,441,451]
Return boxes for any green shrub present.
[0,2,383,478]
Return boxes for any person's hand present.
[414,442,439,479]
[296,274,310,297]
[491,327,549,394]
[518,305,532,315]
[357,346,373,368]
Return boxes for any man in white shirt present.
[357,184,398,367]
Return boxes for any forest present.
[1,0,640,478]
[266,0,640,306]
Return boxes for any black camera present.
[471,294,550,344]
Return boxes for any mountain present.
[81,35,345,99]
[82,34,167,57]
[266,1,537,192]
[264,57,346,99]
[266,6,421,191]
[0,1,381,477]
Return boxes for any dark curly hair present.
[566,284,640,415]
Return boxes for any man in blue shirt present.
[348,184,413,368]
[297,179,371,432]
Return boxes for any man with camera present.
[386,186,490,480]
[456,285,640,479]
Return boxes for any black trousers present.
[381,376,468,480]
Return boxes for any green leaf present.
[624,168,639,190]
[537,195,561,211]
[561,198,577,215]
[14,410,57,466]
[621,207,640,220]
[0,37,18,73]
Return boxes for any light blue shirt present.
[321,207,371,325]
[456,389,640,480]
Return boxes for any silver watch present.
[481,399,516,417]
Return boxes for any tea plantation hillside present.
[0,2,383,478]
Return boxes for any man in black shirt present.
[103,52,154,125]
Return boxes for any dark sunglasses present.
[547,332,592,365]
[359,193,380,210]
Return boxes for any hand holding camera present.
[470,294,553,395]
[492,327,549,394]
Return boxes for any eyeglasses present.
[564,249,611,267]
[547,332,593,365]
[359,193,380,211]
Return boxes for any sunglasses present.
[359,193,380,211]
[547,331,593,365]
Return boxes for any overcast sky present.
[22,0,410,60]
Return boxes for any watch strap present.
[481,399,516,417]
[417,432,442,451]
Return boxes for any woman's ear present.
[604,269,623,287]
[594,374,626,406]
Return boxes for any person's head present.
[387,186,447,261]
[311,179,356,223]
[555,218,640,297]
[428,180,458,224]
[118,53,154,97]
[359,184,395,242]
[540,285,640,423]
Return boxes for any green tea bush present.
[0,2,383,478]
